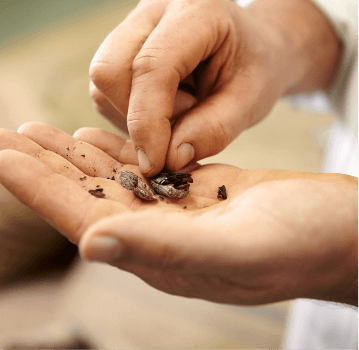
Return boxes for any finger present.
[18,122,125,179]
[0,150,128,244]
[89,1,165,118]
[89,81,128,132]
[127,2,226,176]
[73,127,138,165]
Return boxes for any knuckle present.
[89,61,117,93]
[132,50,163,80]
[127,116,153,139]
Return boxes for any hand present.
[0,122,356,306]
[89,0,340,176]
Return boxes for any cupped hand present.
[0,122,357,306]
[89,0,297,176]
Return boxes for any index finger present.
[128,1,224,175]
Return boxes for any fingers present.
[127,4,226,176]
[17,122,156,206]
[90,0,229,176]
[0,127,86,182]
[90,69,197,134]
[18,122,124,179]
[0,150,127,244]
[73,127,138,165]
[0,125,143,209]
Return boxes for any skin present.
[0,123,357,306]
[0,0,355,313]
[89,0,341,176]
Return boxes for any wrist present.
[247,0,342,94]
[309,174,358,307]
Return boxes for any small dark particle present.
[183,206,187,209]
[217,185,227,200]
[113,168,117,173]
[79,176,87,181]
[66,147,70,151]
[96,185,100,188]
[159,196,164,201]
[89,188,105,198]
[81,154,85,157]
[111,176,115,180]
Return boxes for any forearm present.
[247,0,342,94]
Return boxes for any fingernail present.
[83,236,122,263]
[137,149,151,174]
[177,143,195,169]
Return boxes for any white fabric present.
[236,0,358,348]
[284,300,358,349]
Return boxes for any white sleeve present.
[235,0,358,115]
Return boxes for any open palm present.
[0,122,357,306]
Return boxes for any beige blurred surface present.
[0,0,335,348]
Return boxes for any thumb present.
[166,86,250,171]
[78,210,222,271]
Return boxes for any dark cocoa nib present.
[89,188,105,198]
[217,185,227,200]
[152,171,193,187]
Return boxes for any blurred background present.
[0,0,335,348]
